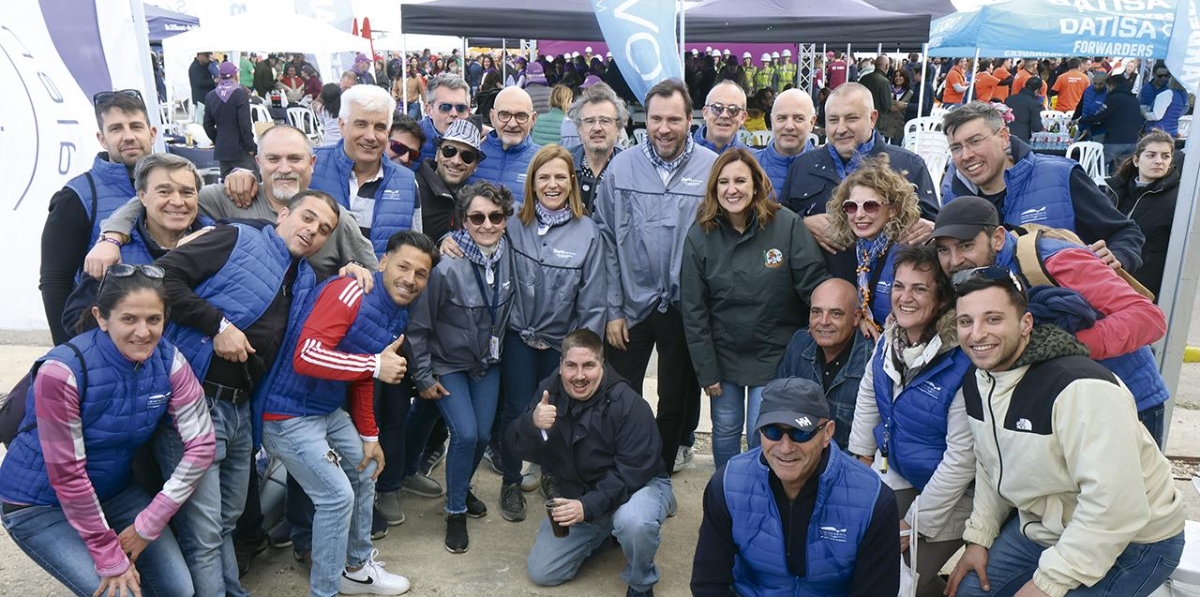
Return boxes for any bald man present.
[776,278,871,449]
[471,86,541,206]
[754,88,818,194]
[694,81,748,153]
[779,83,939,280]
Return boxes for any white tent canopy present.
[161,11,373,101]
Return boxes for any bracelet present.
[218,317,231,334]
[98,236,123,249]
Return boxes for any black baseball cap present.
[930,196,1001,241]
[755,378,829,433]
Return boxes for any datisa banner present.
[590,0,682,102]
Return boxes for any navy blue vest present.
[309,141,418,256]
[64,154,136,271]
[945,152,1075,230]
[469,132,540,207]
[754,141,811,200]
[724,447,880,597]
[0,329,176,505]
[867,244,899,325]
[417,117,441,166]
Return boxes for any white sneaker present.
[340,549,411,595]
[673,446,694,472]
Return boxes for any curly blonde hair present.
[825,155,921,247]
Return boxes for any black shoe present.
[371,506,389,540]
[418,443,447,476]
[499,483,526,522]
[626,586,654,597]
[234,533,267,578]
[539,472,562,501]
[482,446,503,475]
[445,513,469,553]
[466,489,488,518]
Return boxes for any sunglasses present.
[437,102,471,114]
[951,266,1025,295]
[92,89,144,108]
[389,140,420,162]
[98,263,165,295]
[841,199,887,215]
[465,212,505,226]
[440,144,479,164]
[761,420,830,443]
[705,103,744,118]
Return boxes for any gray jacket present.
[593,146,718,327]
[507,215,606,348]
[408,250,515,389]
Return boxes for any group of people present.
[7,48,1189,597]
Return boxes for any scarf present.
[642,134,695,175]
[828,132,878,180]
[215,79,239,103]
[534,202,573,235]
[855,234,891,328]
[451,228,505,284]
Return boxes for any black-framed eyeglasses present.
[495,110,531,124]
[951,266,1025,295]
[705,103,744,118]
[437,102,470,114]
[465,212,505,226]
[98,263,165,295]
[440,144,479,164]
[389,140,420,162]
[761,420,830,443]
[92,89,144,108]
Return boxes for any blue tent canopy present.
[145,4,198,41]
[928,0,1176,59]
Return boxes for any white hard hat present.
[723,48,731,56]
[711,49,722,57]
[572,51,580,58]
[782,49,792,57]
[761,53,771,61]
[691,49,699,56]
[743,52,752,59]
[585,46,593,53]
[605,51,612,58]
[772,51,781,59]
[705,46,712,53]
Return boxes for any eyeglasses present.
[465,212,505,226]
[495,111,532,124]
[705,103,744,118]
[389,140,420,163]
[92,89,144,108]
[440,144,479,164]
[951,266,1025,295]
[437,102,471,114]
[761,420,830,443]
[841,199,887,215]
[949,128,1002,157]
[579,116,617,128]
[98,263,165,295]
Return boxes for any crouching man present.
[506,329,674,597]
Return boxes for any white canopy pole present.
[400,3,408,113]
[502,38,507,84]
[918,42,928,119]
[678,0,686,68]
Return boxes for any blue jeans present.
[2,486,193,596]
[710,383,764,470]
[1139,404,1165,450]
[500,336,561,485]
[263,410,375,597]
[434,366,501,513]
[527,477,673,591]
[955,516,1183,597]
[156,397,251,597]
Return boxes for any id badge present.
[489,335,501,360]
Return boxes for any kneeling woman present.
[848,246,974,597]
[0,265,215,597]
[409,181,516,554]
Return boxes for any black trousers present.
[605,304,701,474]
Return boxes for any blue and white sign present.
[591,0,682,102]
[1166,0,1200,94]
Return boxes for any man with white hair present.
[417,73,473,165]
[753,88,818,193]
[695,81,749,154]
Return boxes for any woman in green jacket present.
[531,85,574,146]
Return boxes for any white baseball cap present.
[782,49,792,57]
[743,52,752,59]
[585,46,593,53]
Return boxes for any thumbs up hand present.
[533,391,557,430]
[376,334,407,384]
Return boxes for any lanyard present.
[471,263,500,329]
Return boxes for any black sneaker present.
[371,506,389,540]
[466,489,488,518]
[445,513,469,553]
[418,443,447,476]
[539,472,562,501]
[626,586,655,597]
[499,483,526,522]
[234,533,267,578]
[482,446,503,475]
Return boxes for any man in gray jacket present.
[593,78,718,475]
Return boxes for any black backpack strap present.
[84,172,98,235]
[16,342,87,436]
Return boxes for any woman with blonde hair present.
[825,155,921,339]
[681,148,828,468]
[531,85,575,146]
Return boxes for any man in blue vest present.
[258,231,438,596]
[417,74,472,166]
[40,89,158,345]
[940,101,1145,273]
[153,191,340,597]
[471,85,541,206]
[691,377,899,596]
[753,88,817,194]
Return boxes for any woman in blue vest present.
[847,245,974,597]
[408,181,515,554]
[0,265,216,597]
[825,156,921,340]
[496,145,606,522]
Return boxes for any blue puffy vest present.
[121,214,216,266]
[754,141,811,200]
[309,141,418,256]
[944,151,1075,230]
[0,329,176,506]
[417,117,441,166]
[166,223,312,383]
[997,234,1169,412]
[64,154,136,259]
[870,342,972,491]
[867,244,899,325]
[469,132,540,206]
[693,125,747,155]
[723,447,880,597]
[262,272,409,418]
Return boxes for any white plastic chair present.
[907,130,949,156]
[157,102,179,136]
[250,103,272,125]
[1066,141,1108,187]
[287,107,321,143]
[921,149,952,204]
[632,128,648,146]
[807,132,821,147]
[750,130,773,147]
[903,117,945,152]
[1179,115,1192,139]
[930,105,950,120]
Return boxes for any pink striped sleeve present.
[134,349,215,540]
[34,361,129,578]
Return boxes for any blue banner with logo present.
[591,0,682,102]
[1167,0,1200,94]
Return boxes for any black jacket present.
[189,59,216,104]
[905,80,936,121]
[203,87,257,161]
[1080,86,1144,144]
[1108,169,1180,298]
[1004,88,1045,142]
[859,70,893,120]
[414,158,460,241]
[507,365,666,521]
[779,133,940,280]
